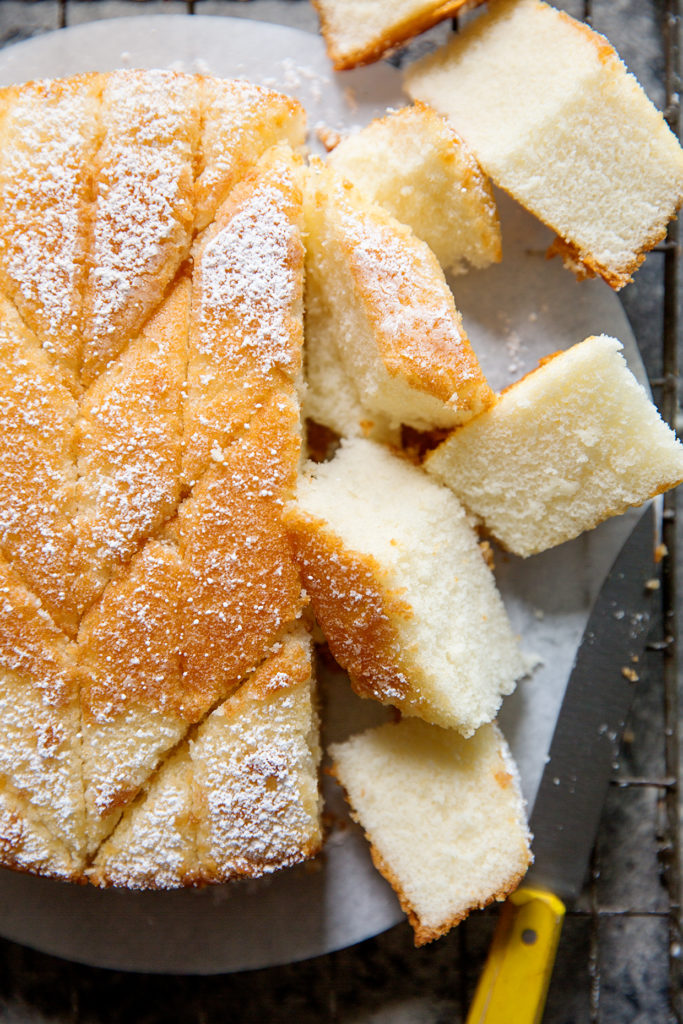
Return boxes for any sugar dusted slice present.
[196,78,306,232]
[328,102,501,275]
[90,631,322,888]
[0,72,101,376]
[193,631,322,884]
[82,70,200,383]
[0,555,85,863]
[184,144,304,488]
[426,335,683,556]
[0,779,81,882]
[331,719,532,945]
[312,0,480,70]
[0,294,79,636]
[405,0,683,289]
[73,276,188,619]
[285,439,524,735]
[78,536,186,853]
[304,164,494,434]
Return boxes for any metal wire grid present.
[583,1,683,1020]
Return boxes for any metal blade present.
[527,504,658,901]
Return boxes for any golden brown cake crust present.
[306,164,495,419]
[89,632,322,890]
[0,71,312,882]
[546,228,671,291]
[313,0,484,70]
[284,506,412,704]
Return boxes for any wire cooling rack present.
[0,1,679,1021]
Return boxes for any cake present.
[425,335,683,557]
[0,69,320,884]
[311,0,483,70]
[404,0,683,288]
[284,438,525,735]
[327,101,501,275]
[330,719,532,945]
[303,160,495,439]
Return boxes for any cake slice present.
[330,719,532,945]
[78,535,186,853]
[81,70,200,383]
[72,276,188,620]
[327,102,501,275]
[312,0,481,70]
[184,144,305,488]
[284,438,524,735]
[405,0,683,288]
[304,163,494,435]
[0,778,81,881]
[0,555,85,865]
[0,293,79,636]
[426,335,683,556]
[90,630,322,888]
[196,78,306,232]
[0,72,101,376]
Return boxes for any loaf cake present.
[303,161,495,438]
[0,69,320,885]
[311,0,482,70]
[331,719,532,945]
[426,335,683,556]
[404,0,683,288]
[327,102,501,275]
[284,438,525,735]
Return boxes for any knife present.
[467,503,658,1024]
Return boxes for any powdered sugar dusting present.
[336,197,474,382]
[0,296,79,633]
[199,181,302,379]
[83,70,198,381]
[0,76,100,371]
[0,783,77,880]
[198,677,321,875]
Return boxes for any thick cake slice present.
[90,631,322,889]
[426,335,683,556]
[328,102,501,275]
[196,78,305,232]
[184,144,305,488]
[72,276,188,620]
[0,72,101,376]
[0,555,85,864]
[304,164,494,435]
[284,439,524,735]
[81,70,200,383]
[312,0,481,69]
[78,535,186,853]
[0,779,81,881]
[0,293,79,636]
[405,0,683,288]
[331,719,532,945]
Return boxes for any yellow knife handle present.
[466,887,566,1024]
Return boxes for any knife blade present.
[467,503,658,1024]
